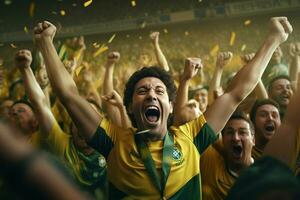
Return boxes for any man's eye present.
[156,90,164,95]
[137,90,146,94]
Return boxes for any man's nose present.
[146,89,157,101]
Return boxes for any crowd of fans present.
[0,13,299,200]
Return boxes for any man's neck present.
[227,157,253,176]
[139,129,167,142]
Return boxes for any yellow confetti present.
[185,31,189,36]
[126,34,130,38]
[210,45,219,57]
[10,43,17,48]
[131,1,136,7]
[29,2,35,18]
[163,29,168,33]
[92,42,100,48]
[84,0,93,7]
[75,66,84,76]
[139,36,142,40]
[24,26,29,33]
[244,20,251,26]
[229,32,236,46]
[93,44,109,57]
[60,10,66,16]
[140,21,147,29]
[241,44,247,51]
[108,34,116,43]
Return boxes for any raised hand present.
[33,21,56,42]
[101,90,123,109]
[15,49,32,69]
[240,53,255,65]
[107,52,120,66]
[150,32,159,44]
[182,57,203,80]
[289,42,300,58]
[267,17,293,45]
[216,51,233,68]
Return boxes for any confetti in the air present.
[244,20,251,26]
[29,2,35,17]
[163,29,168,33]
[131,1,136,7]
[108,34,116,43]
[210,45,219,57]
[126,34,130,38]
[229,32,236,46]
[140,21,147,29]
[93,42,100,48]
[185,31,189,36]
[10,43,17,48]
[241,44,247,51]
[75,66,84,76]
[84,0,93,7]
[60,10,66,16]
[24,26,29,33]
[93,44,109,57]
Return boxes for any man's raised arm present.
[33,21,101,140]
[16,49,56,136]
[205,17,293,133]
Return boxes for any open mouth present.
[144,106,160,123]
[232,145,243,158]
[265,124,275,132]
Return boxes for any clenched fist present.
[182,57,203,80]
[33,21,56,42]
[216,52,233,68]
[267,17,293,45]
[240,53,255,64]
[150,32,159,44]
[107,52,120,65]
[15,50,32,69]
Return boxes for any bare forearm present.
[255,79,268,99]
[289,56,300,90]
[174,78,190,124]
[38,37,79,99]
[208,67,223,104]
[154,43,169,71]
[21,68,47,109]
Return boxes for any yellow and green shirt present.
[46,121,107,196]
[200,142,236,200]
[251,146,263,162]
[88,114,217,199]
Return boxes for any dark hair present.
[268,75,291,91]
[222,110,254,135]
[250,99,280,123]
[12,100,34,112]
[123,66,177,127]
[188,85,209,99]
